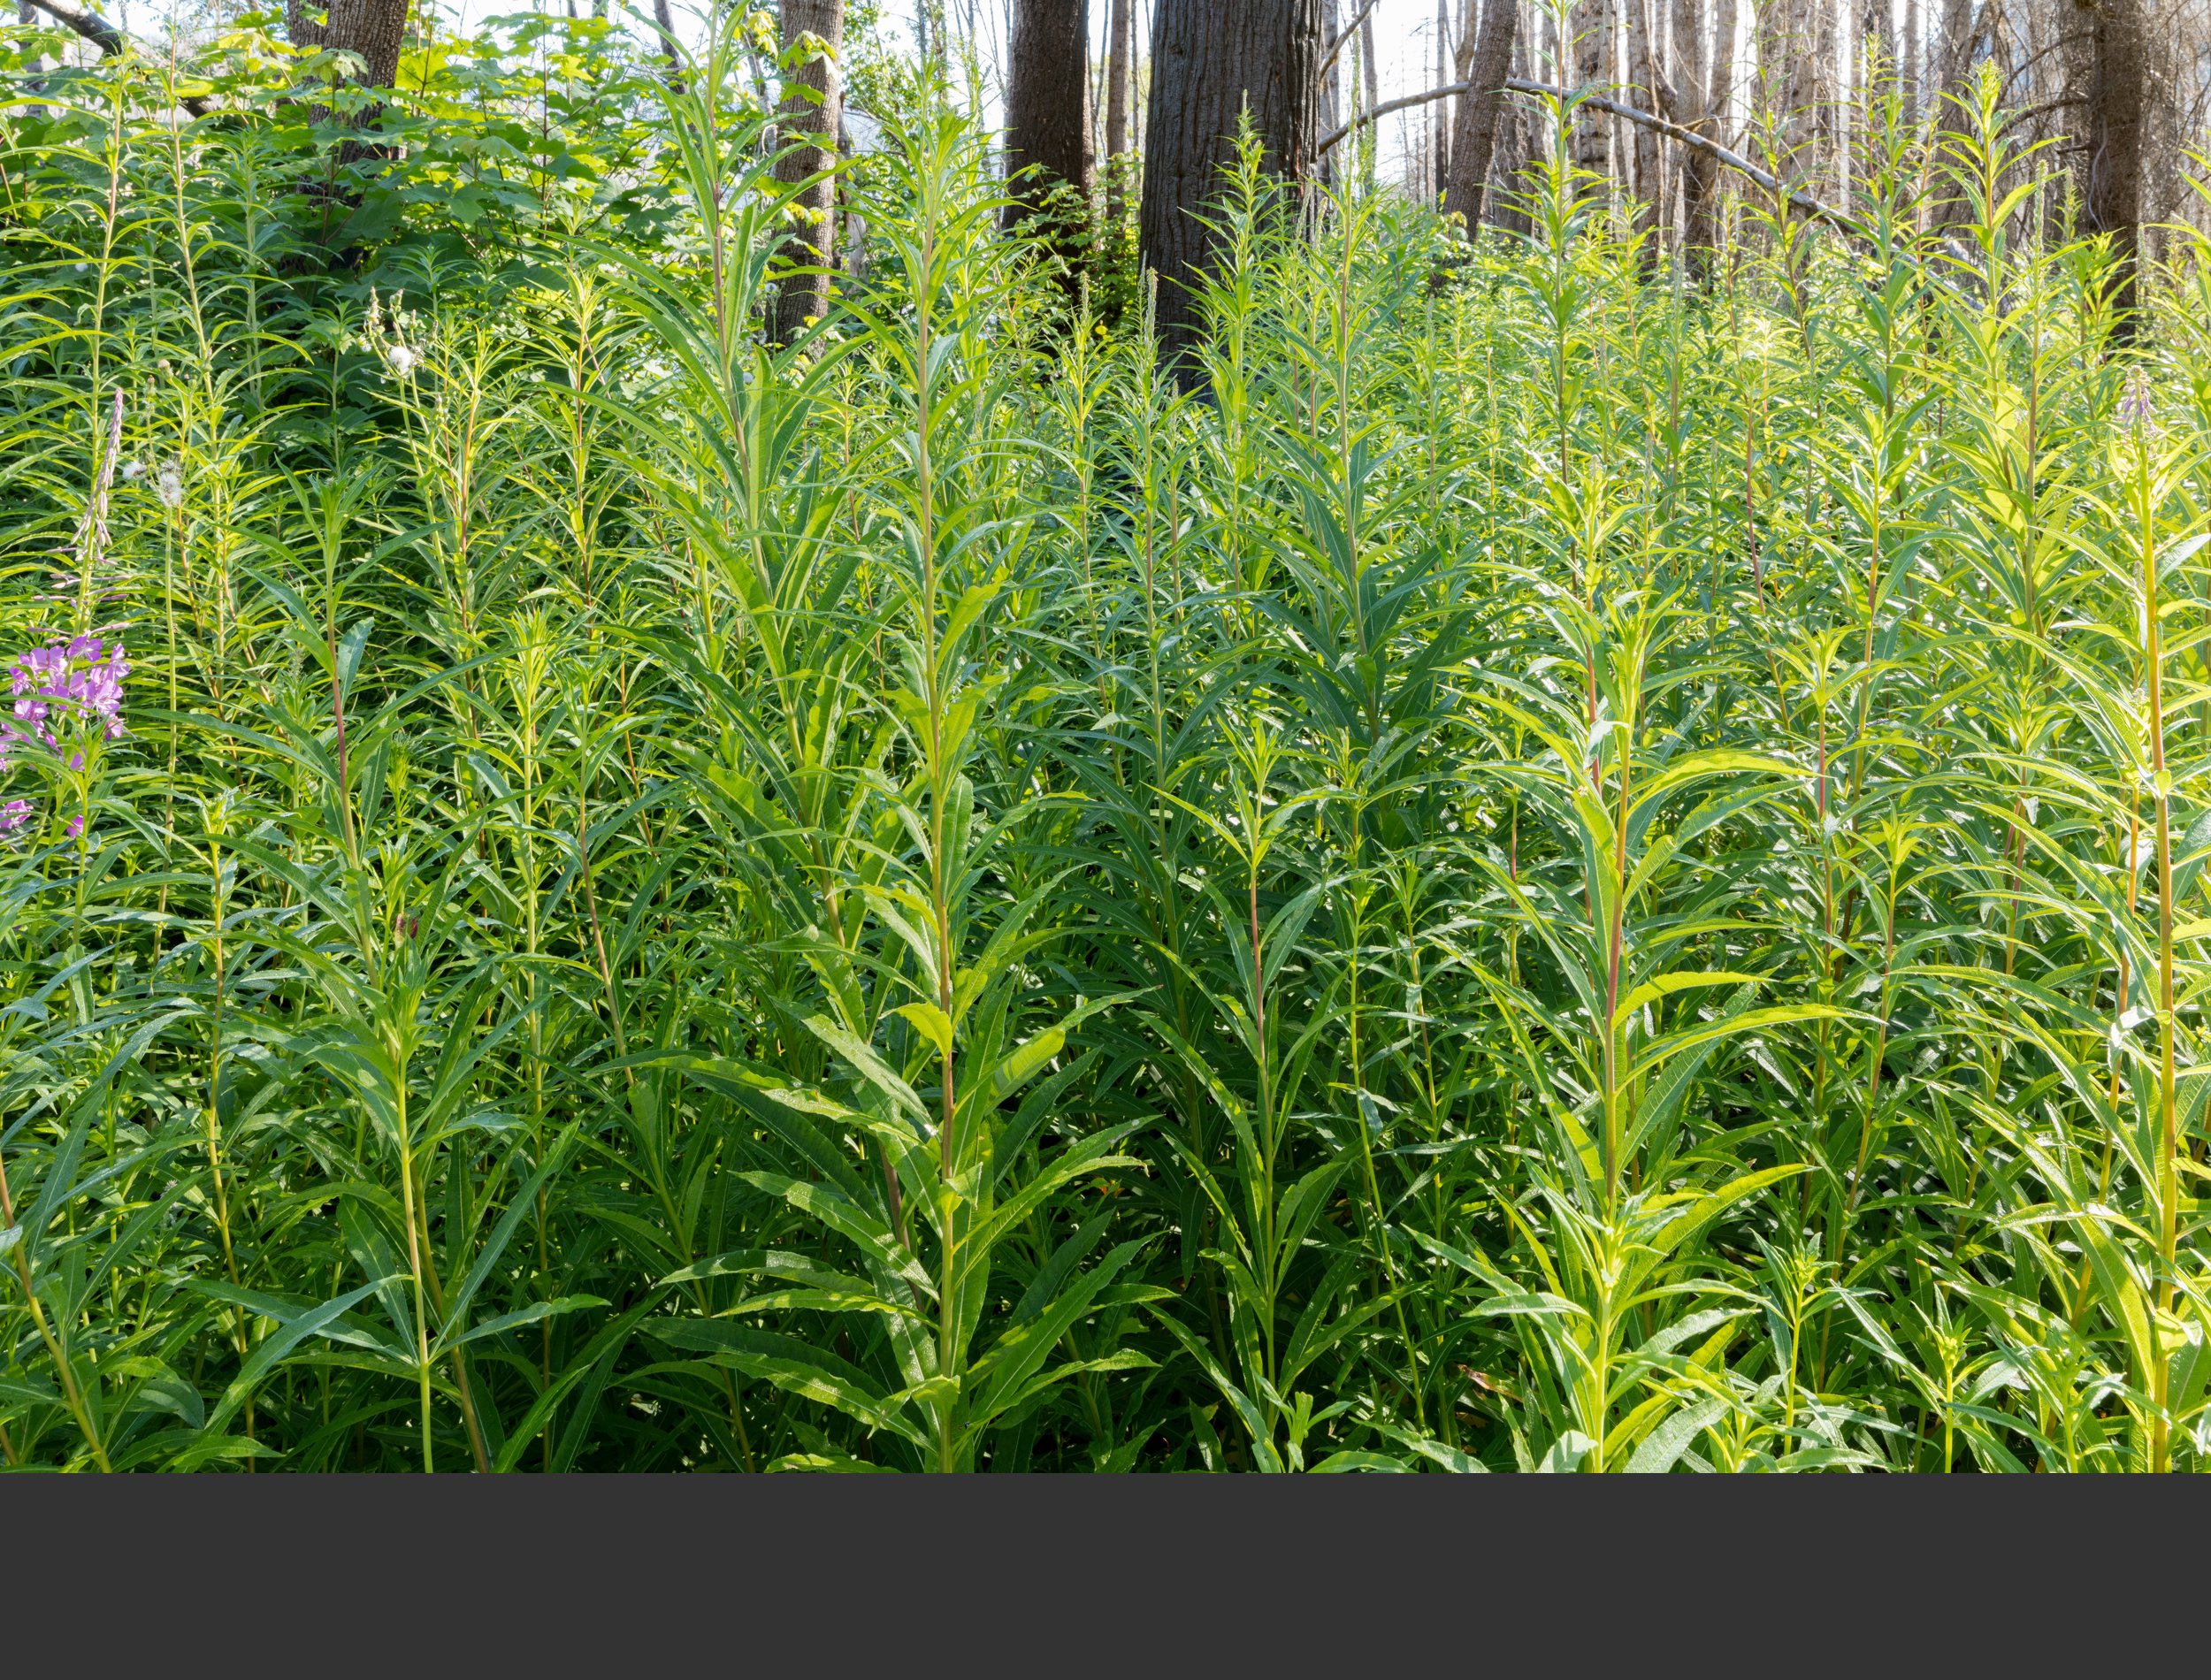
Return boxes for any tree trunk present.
[1139,0,1323,370]
[772,0,845,346]
[1784,0,1833,184]
[1106,0,1135,159]
[1007,0,1096,219]
[1572,0,1607,179]
[652,0,680,79]
[1903,0,1921,123]
[1703,0,1736,248]
[1436,0,1455,200]
[1493,3,1538,232]
[1361,3,1381,138]
[1320,0,1343,163]
[1628,0,1662,256]
[1926,0,1984,230]
[287,0,412,89]
[1672,0,1711,253]
[1446,0,1522,231]
[2067,0,2147,317]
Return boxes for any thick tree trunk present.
[1139,0,1323,369]
[1492,4,1538,232]
[286,0,411,88]
[1446,0,1522,230]
[2067,0,2147,317]
[772,0,845,346]
[1006,0,1096,238]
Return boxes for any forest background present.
[3,0,2210,1472]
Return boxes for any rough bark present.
[285,0,411,90]
[1628,0,1663,254]
[1492,4,1537,232]
[1572,0,1607,179]
[1784,0,1835,181]
[772,0,845,346]
[1445,0,1522,230]
[1006,0,1096,261]
[2066,0,2147,316]
[1676,0,1725,258]
[1139,0,1323,369]
[1436,0,1455,199]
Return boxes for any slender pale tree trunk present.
[1903,0,1921,122]
[1705,0,1736,248]
[1673,0,1718,257]
[1107,0,1135,158]
[772,0,845,344]
[1361,1,1381,131]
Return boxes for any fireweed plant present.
[1,19,2208,1470]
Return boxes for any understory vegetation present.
[4,16,2211,1471]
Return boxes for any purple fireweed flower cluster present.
[0,636,127,837]
[2118,371,2158,438]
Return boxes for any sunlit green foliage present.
[2,19,2207,1470]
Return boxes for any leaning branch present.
[1319,76,1878,246]
[24,0,127,54]
[1319,78,1476,161]
[21,0,212,116]
[1320,0,1381,80]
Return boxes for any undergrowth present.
[3,17,2209,1470]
